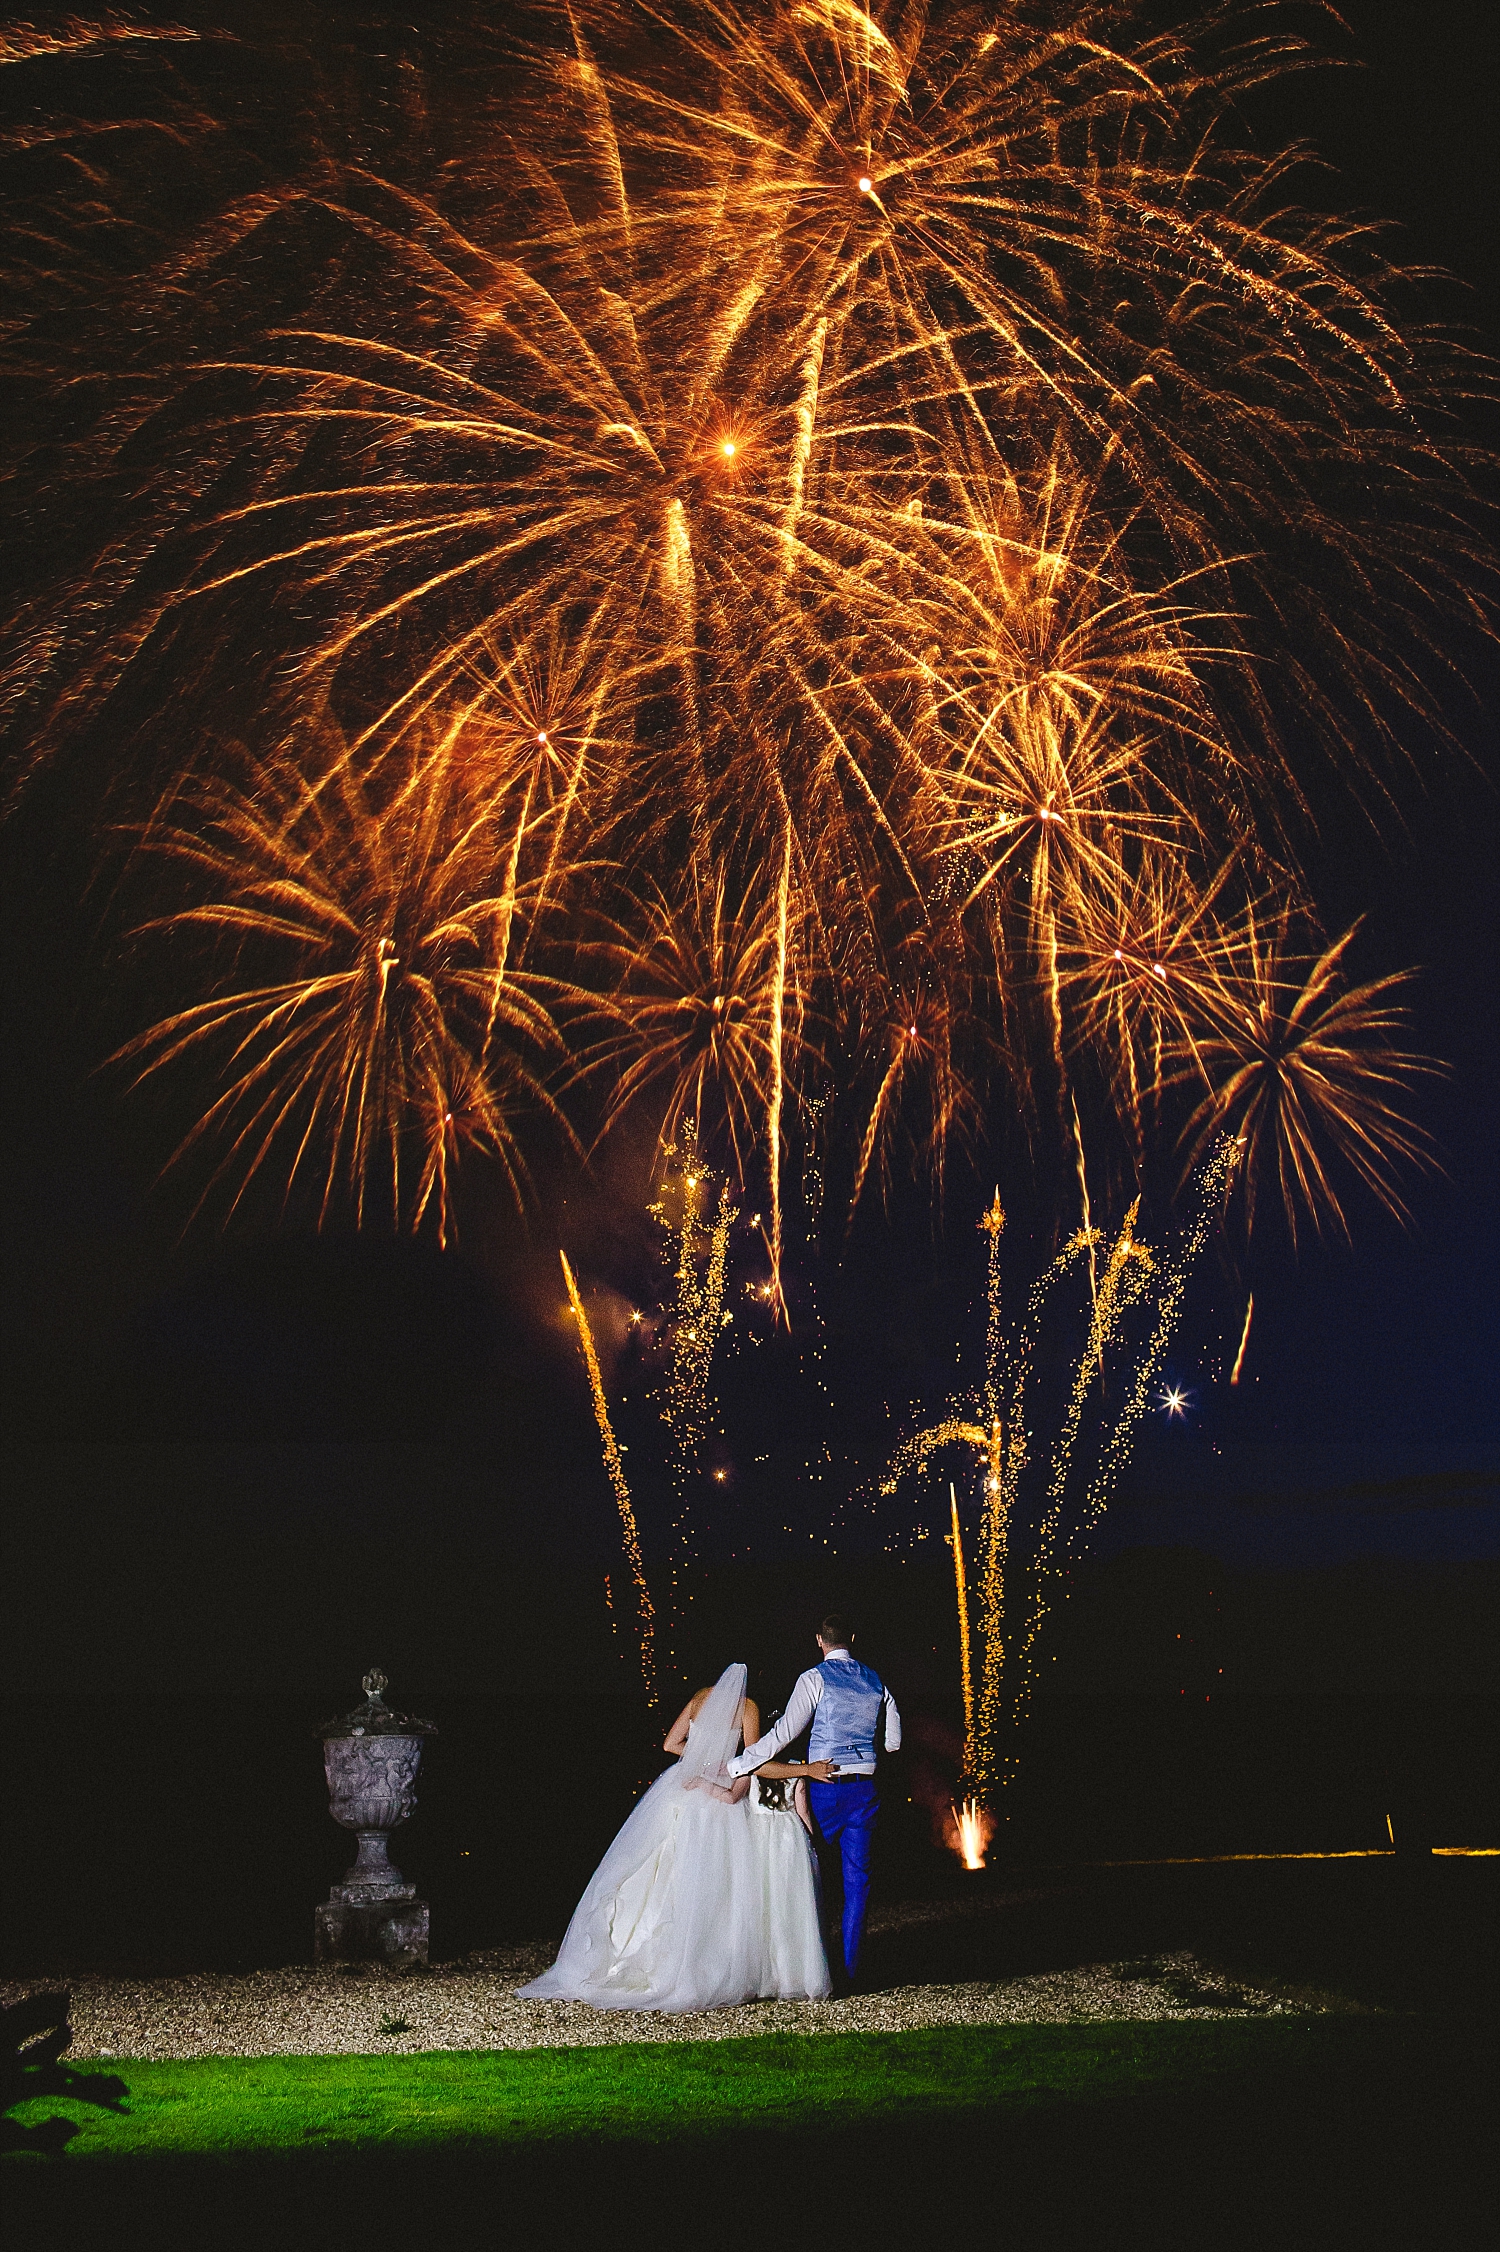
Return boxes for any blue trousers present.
[807,1776,879,1980]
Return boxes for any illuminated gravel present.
[2,1910,1350,2059]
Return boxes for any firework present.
[879,1136,1240,1798]
[599,875,794,1162]
[1171,916,1444,1245]
[845,960,976,1231]
[948,1482,975,1782]
[1,2,1477,1249]
[560,1247,657,1699]
[649,1134,739,1498]
[108,732,586,1237]
[1229,1292,1255,1386]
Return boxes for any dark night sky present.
[1,0,1496,1707]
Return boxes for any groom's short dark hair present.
[819,1612,854,1645]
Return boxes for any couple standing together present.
[521,1616,901,2011]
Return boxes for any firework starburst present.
[111,735,585,1238]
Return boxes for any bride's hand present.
[803,1760,838,1782]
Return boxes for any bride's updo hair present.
[819,1611,854,1645]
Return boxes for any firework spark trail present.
[949,1482,975,1781]
[1075,1137,1245,1559]
[1040,1210,1152,1545]
[968,1223,1100,1771]
[767,818,791,1319]
[846,1045,905,1231]
[980,1189,1006,1422]
[879,1416,989,1499]
[984,1216,1155,1789]
[1071,1091,1098,1298]
[560,1247,657,1702]
[779,313,827,592]
[1230,1291,1255,1385]
[654,1141,738,1495]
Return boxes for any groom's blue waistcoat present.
[808,1657,887,1772]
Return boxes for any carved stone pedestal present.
[314,1895,430,1969]
[315,1671,437,1967]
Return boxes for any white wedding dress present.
[747,1774,831,2001]
[519,1664,829,2011]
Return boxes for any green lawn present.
[5,2018,1335,2155]
[6,2017,1495,2249]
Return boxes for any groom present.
[729,1612,901,1987]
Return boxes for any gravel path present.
[2,1900,1349,2059]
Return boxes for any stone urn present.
[314,1670,437,1968]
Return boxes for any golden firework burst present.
[1171,914,1445,1245]
[110,732,587,1238]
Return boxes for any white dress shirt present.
[728,1650,902,1777]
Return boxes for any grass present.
[6,2016,1495,2249]
[10,2019,1341,2156]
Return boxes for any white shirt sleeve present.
[882,1686,902,1754]
[727,1668,823,1776]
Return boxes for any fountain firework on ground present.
[560,1124,1238,1796]
[946,1799,996,1872]
[880,1136,1242,1803]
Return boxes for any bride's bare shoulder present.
[663,1688,712,1754]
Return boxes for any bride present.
[518,1663,831,2011]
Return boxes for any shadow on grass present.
[4,2016,1496,2250]
[1,1992,127,2159]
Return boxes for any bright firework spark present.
[1159,1385,1193,1419]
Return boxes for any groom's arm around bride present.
[729,1611,900,1990]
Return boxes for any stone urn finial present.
[313,1671,436,1968]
